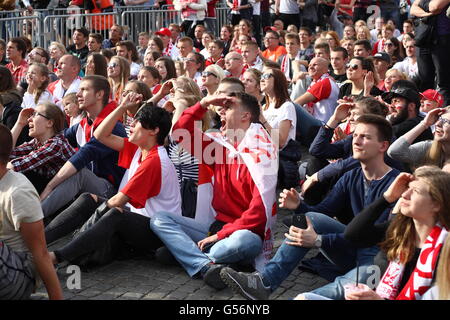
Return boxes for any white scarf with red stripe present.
[163,41,174,57]
[376,224,448,300]
[280,52,301,82]
[205,123,278,271]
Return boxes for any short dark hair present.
[0,124,13,165]
[0,65,16,90]
[141,66,162,81]
[354,40,372,52]
[89,33,103,44]
[356,114,393,143]
[34,47,50,64]
[211,39,225,50]
[331,46,349,60]
[220,77,245,92]
[117,40,139,62]
[314,42,330,55]
[82,75,111,106]
[234,92,260,123]
[299,27,312,36]
[75,27,89,38]
[266,30,280,39]
[263,60,281,69]
[354,96,388,117]
[135,104,172,145]
[9,38,27,59]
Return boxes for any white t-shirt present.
[21,90,55,109]
[130,62,141,78]
[263,100,297,149]
[393,57,418,79]
[280,0,299,14]
[0,170,43,253]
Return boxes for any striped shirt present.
[168,141,199,184]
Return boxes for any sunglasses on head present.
[346,63,360,70]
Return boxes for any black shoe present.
[155,246,180,266]
[203,263,227,290]
[220,267,271,300]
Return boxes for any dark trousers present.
[45,193,162,263]
[352,7,369,23]
[252,14,262,47]
[279,13,301,29]
[417,34,450,106]
[181,20,205,40]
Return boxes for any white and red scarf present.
[376,224,448,300]
[280,52,302,82]
[205,123,278,271]
[163,41,174,57]
[178,0,198,18]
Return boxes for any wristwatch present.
[314,235,322,248]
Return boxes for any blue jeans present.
[150,211,263,277]
[262,212,379,300]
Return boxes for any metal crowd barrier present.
[1,6,231,49]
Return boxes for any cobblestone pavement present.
[31,208,330,301]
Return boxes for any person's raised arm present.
[94,92,143,152]
[10,108,33,148]
[411,0,434,16]
[400,107,443,144]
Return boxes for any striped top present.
[168,140,199,184]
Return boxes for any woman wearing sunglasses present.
[388,107,450,170]
[107,56,130,103]
[383,37,404,67]
[201,65,225,96]
[338,57,383,100]
[7,103,76,193]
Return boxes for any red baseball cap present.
[264,26,278,32]
[155,28,171,38]
[421,89,444,107]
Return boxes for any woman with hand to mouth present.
[7,103,76,193]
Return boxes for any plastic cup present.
[344,283,365,300]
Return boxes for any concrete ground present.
[31,207,330,301]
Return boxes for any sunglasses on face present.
[261,73,274,80]
[202,71,217,78]
[346,63,360,70]
[385,43,394,46]
[108,62,118,68]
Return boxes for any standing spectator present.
[299,0,318,32]
[275,0,300,29]
[226,0,254,26]
[0,124,63,300]
[48,55,82,110]
[175,0,207,40]
[66,28,90,69]
[85,0,115,33]
[204,0,219,33]
[352,0,371,23]
[411,0,450,106]
[5,38,28,85]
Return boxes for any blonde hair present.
[49,41,66,56]
[108,56,130,101]
[380,166,450,264]
[29,63,50,105]
[437,236,450,299]
[357,26,371,41]
[425,107,450,168]
[204,64,226,82]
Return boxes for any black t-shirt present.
[338,82,384,100]
[66,44,89,67]
[330,71,347,85]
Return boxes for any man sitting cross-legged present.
[220,115,400,300]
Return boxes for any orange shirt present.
[261,46,287,62]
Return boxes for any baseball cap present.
[155,28,171,38]
[420,89,444,107]
[373,52,391,64]
[382,80,421,106]
[264,26,278,32]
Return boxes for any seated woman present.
[342,167,450,300]
[201,64,225,97]
[21,63,55,109]
[242,68,264,106]
[0,124,63,300]
[85,53,108,78]
[8,103,76,193]
[45,98,181,269]
[339,57,384,100]
[388,107,450,170]
[108,55,130,103]
[137,66,162,95]
[183,52,205,88]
